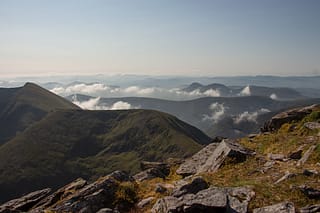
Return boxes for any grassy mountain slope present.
[0,83,79,144]
[0,109,211,202]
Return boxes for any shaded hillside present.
[0,109,211,202]
[0,83,79,144]
[68,94,320,138]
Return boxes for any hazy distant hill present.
[0,83,79,144]
[68,95,320,138]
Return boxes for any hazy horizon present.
[1,0,320,77]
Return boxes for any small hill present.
[0,109,211,202]
[0,83,79,144]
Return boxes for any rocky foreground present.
[0,105,319,213]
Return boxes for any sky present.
[0,0,320,77]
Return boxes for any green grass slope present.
[0,83,79,144]
[0,109,211,202]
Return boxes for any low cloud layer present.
[234,108,270,124]
[202,102,226,123]
[72,95,138,110]
[50,83,221,100]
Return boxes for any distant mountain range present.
[0,83,210,202]
[68,94,320,138]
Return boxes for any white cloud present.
[50,83,222,100]
[270,93,278,100]
[239,85,251,96]
[71,95,139,110]
[234,108,271,124]
[202,102,226,123]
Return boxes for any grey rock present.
[155,184,167,194]
[152,186,254,213]
[172,176,209,197]
[0,188,51,213]
[300,204,320,213]
[261,161,275,173]
[297,145,317,167]
[304,122,320,130]
[253,202,295,213]
[137,197,155,208]
[96,208,116,213]
[108,170,134,182]
[268,153,286,161]
[261,105,318,132]
[134,168,167,182]
[177,139,254,176]
[176,142,219,176]
[197,139,255,174]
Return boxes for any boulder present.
[197,139,255,174]
[171,176,209,197]
[0,188,51,213]
[177,139,254,176]
[300,204,320,213]
[253,202,295,213]
[140,161,170,176]
[152,186,254,213]
[299,185,320,199]
[267,153,286,161]
[302,169,319,176]
[288,149,303,160]
[176,142,219,176]
[274,171,296,184]
[261,105,318,132]
[133,168,167,182]
[304,122,320,130]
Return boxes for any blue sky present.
[0,0,319,77]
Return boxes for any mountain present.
[0,108,211,202]
[1,105,319,213]
[68,94,320,138]
[0,83,79,144]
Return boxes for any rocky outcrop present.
[304,122,320,130]
[253,202,295,213]
[171,176,209,197]
[261,105,318,132]
[0,188,51,213]
[137,197,155,209]
[177,139,254,176]
[152,186,255,213]
[0,171,135,213]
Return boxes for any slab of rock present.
[0,188,51,213]
[137,197,155,208]
[297,145,317,167]
[134,168,167,182]
[152,186,254,213]
[303,169,319,176]
[268,153,286,161]
[304,122,320,130]
[261,105,318,132]
[176,142,219,176]
[177,139,254,176]
[261,161,275,173]
[33,178,87,210]
[49,170,135,213]
[198,139,255,174]
[253,202,295,213]
[171,176,209,197]
[300,204,320,213]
